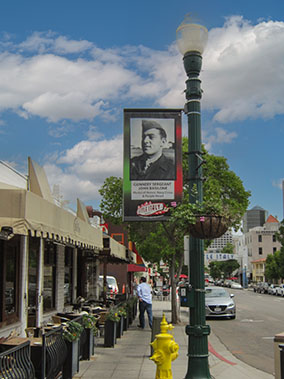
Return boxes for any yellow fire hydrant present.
[150,314,179,379]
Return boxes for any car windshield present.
[205,288,229,298]
[107,278,116,285]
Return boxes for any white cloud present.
[44,135,123,203]
[19,32,93,54]
[203,127,237,151]
[201,16,284,122]
[2,18,284,125]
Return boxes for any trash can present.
[274,332,284,379]
[150,316,163,356]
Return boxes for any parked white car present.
[268,284,278,295]
[275,284,284,296]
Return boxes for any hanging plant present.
[170,184,243,239]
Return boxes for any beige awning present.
[0,187,103,250]
[99,235,130,263]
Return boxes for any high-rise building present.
[242,206,268,233]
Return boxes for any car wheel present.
[230,315,236,319]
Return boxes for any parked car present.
[253,282,268,293]
[205,287,236,319]
[223,279,232,288]
[98,275,119,298]
[276,284,284,296]
[268,284,278,295]
[231,282,243,290]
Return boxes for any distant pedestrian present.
[137,277,152,329]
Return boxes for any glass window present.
[273,235,276,242]
[64,247,73,304]
[43,242,56,312]
[259,247,263,255]
[0,237,20,325]
[258,235,262,242]
[111,233,124,245]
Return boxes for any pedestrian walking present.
[137,277,152,329]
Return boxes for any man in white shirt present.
[137,276,152,329]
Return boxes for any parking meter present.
[179,284,194,308]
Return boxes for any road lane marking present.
[240,319,264,323]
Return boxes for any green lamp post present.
[176,18,211,378]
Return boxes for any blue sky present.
[1,1,284,219]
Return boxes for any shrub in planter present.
[62,321,83,378]
[81,313,98,359]
[104,309,120,347]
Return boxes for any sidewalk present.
[74,300,273,379]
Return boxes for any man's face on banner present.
[142,128,166,157]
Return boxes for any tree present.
[265,253,280,282]
[98,139,250,323]
[221,243,234,255]
[98,176,123,224]
[220,259,240,278]
[209,261,222,280]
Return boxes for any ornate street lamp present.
[176,17,211,378]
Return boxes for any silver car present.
[205,287,236,319]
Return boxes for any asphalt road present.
[207,287,284,375]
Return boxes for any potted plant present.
[81,313,98,360]
[104,309,120,347]
[171,185,244,240]
[62,321,83,378]
[117,307,127,338]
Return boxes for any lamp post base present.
[184,356,212,379]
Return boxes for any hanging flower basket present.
[188,215,229,239]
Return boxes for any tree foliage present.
[265,221,284,282]
[98,176,123,224]
[209,259,240,279]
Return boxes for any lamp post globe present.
[176,17,211,379]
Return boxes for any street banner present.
[123,109,183,221]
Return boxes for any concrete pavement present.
[74,300,274,379]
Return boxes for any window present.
[64,247,73,304]
[111,233,124,245]
[0,236,20,326]
[43,242,56,312]
[259,247,263,255]
[258,235,262,243]
[273,247,277,254]
[273,235,276,242]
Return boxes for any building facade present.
[243,206,268,233]
[245,215,281,278]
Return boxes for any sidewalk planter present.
[116,317,124,339]
[63,339,79,379]
[82,328,94,360]
[123,316,128,331]
[104,319,117,347]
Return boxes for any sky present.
[1,0,284,219]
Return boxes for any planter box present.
[81,328,94,360]
[63,339,79,379]
[116,318,124,339]
[123,316,128,331]
[104,320,117,347]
